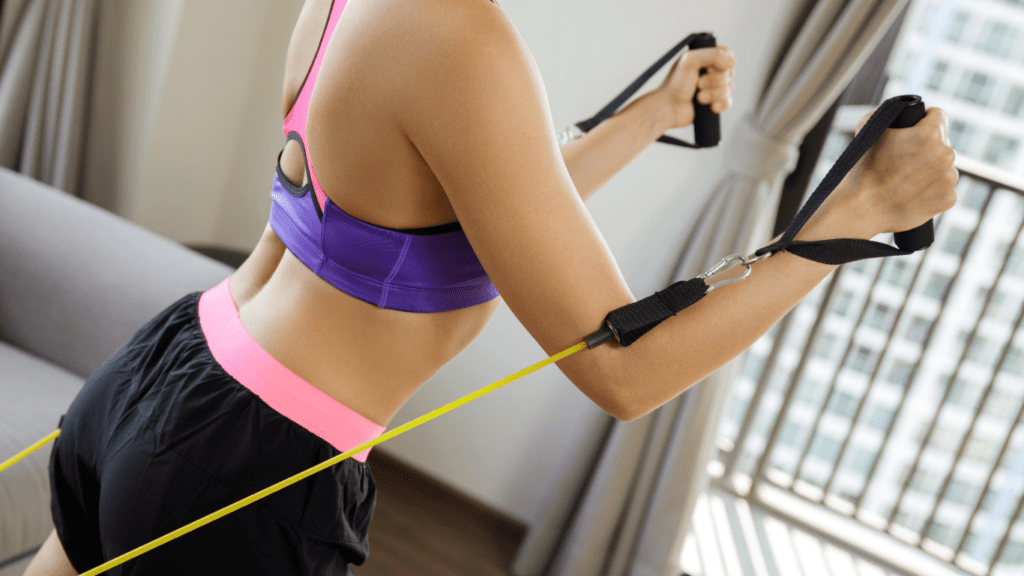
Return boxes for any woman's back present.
[230,0,507,428]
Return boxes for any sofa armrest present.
[0,167,235,378]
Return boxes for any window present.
[948,120,976,154]
[849,259,869,274]
[849,449,875,475]
[963,181,989,210]
[910,470,942,493]
[926,59,949,91]
[1002,540,1024,564]
[895,512,925,532]
[808,434,842,463]
[946,377,971,406]
[905,316,934,344]
[826,391,858,419]
[797,378,822,403]
[980,490,999,511]
[945,10,970,43]
[848,346,879,374]
[832,290,855,317]
[922,272,953,300]
[887,360,915,387]
[954,71,995,106]
[964,532,980,554]
[867,405,895,430]
[944,478,976,505]
[928,522,955,547]
[983,291,1011,320]
[967,336,999,365]
[965,437,999,463]
[865,302,895,331]
[974,21,1018,58]
[1008,246,1024,276]
[814,333,839,360]
[983,134,1020,169]
[1003,346,1024,375]
[983,389,1019,419]
[883,259,913,288]
[1005,85,1024,117]
[942,226,971,258]
[742,354,766,381]
[780,422,802,446]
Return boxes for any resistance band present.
[1,33,934,572]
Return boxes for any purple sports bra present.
[269,0,500,313]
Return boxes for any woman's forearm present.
[597,185,870,421]
[560,90,675,202]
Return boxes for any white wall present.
[385,0,804,526]
[83,0,803,527]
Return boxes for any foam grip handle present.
[890,95,934,252]
[690,33,720,148]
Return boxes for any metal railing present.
[715,124,1024,576]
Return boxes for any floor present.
[359,449,527,576]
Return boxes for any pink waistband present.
[198,277,385,462]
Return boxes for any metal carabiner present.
[697,252,773,292]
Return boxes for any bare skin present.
[26,0,956,571]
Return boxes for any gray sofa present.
[0,167,233,574]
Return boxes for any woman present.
[25,0,957,574]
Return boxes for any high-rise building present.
[718,0,1024,570]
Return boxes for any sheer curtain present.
[513,1,913,574]
[0,0,100,195]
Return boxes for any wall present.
[83,0,802,527]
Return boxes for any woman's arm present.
[397,3,957,421]
[561,46,736,201]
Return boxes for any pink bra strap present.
[282,0,349,214]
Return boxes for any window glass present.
[905,316,934,344]
[926,59,949,90]
[974,21,1018,58]
[887,360,915,387]
[866,302,895,330]
[922,272,954,300]
[867,405,896,430]
[953,71,995,106]
[1005,85,1024,116]
[982,134,1020,169]
[945,10,970,43]
[941,226,971,257]
[948,119,976,153]
[826,391,858,418]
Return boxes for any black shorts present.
[49,291,377,575]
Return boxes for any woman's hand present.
[653,45,736,131]
[799,107,959,243]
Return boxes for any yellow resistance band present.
[0,340,589,576]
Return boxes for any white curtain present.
[0,0,100,195]
[513,1,912,574]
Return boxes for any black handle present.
[889,95,934,252]
[690,33,720,148]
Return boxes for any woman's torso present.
[229,0,503,428]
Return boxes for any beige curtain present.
[0,0,99,195]
[513,1,912,574]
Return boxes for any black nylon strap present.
[588,94,935,349]
[604,278,709,347]
[576,34,704,148]
[754,95,924,264]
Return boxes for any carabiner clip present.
[698,252,772,292]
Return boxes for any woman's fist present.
[837,107,959,238]
[655,45,736,130]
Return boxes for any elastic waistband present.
[198,277,385,462]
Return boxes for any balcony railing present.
[713,111,1024,576]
